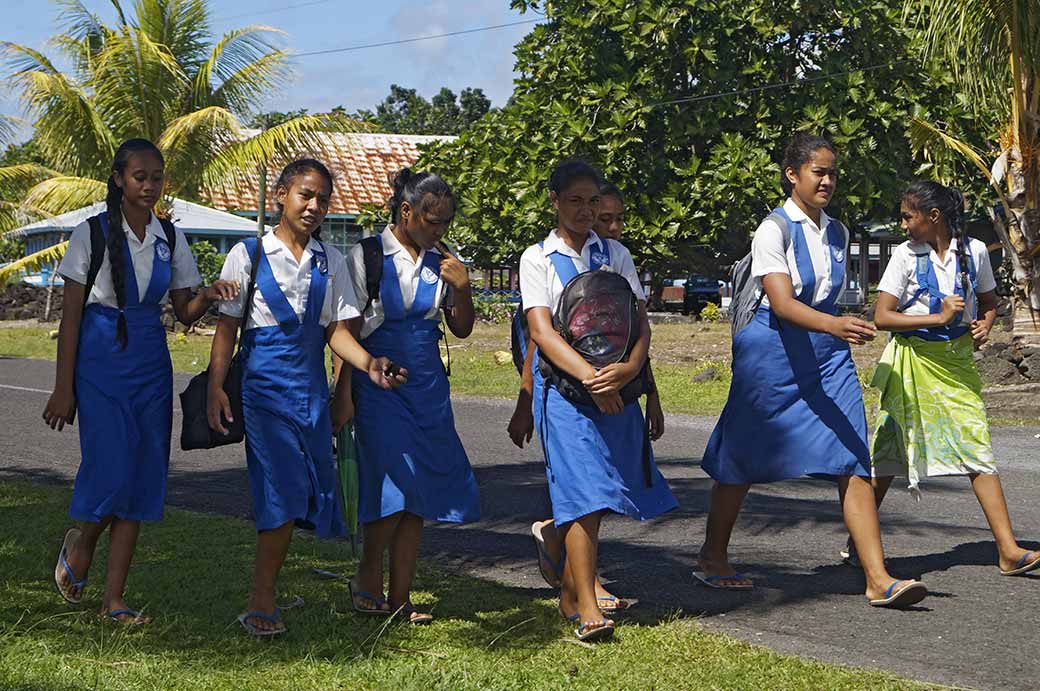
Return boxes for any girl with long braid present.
[44,138,239,624]
[850,181,1040,577]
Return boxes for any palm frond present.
[0,241,68,283]
[157,105,242,197]
[194,26,289,112]
[108,0,128,27]
[134,0,210,70]
[200,113,366,192]
[0,41,61,78]
[22,176,107,216]
[0,115,19,148]
[0,163,61,191]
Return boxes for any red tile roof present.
[203,132,455,217]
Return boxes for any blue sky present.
[0,0,539,139]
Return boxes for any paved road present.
[2,357,1038,690]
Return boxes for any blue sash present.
[897,245,977,342]
[773,207,845,313]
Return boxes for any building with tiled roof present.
[205,132,455,256]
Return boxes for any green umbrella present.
[336,422,360,553]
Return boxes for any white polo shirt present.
[519,229,645,313]
[59,214,201,307]
[347,226,450,339]
[218,231,360,329]
[878,237,996,327]
[751,198,848,308]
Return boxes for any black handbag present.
[179,238,262,450]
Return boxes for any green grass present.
[0,480,940,691]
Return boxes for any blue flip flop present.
[531,521,564,588]
[598,594,638,612]
[237,608,285,636]
[54,528,87,604]
[692,569,754,591]
[869,580,928,608]
[1001,551,1040,576]
[575,619,615,642]
[348,579,392,616]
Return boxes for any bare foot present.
[999,548,1040,574]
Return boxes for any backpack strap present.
[157,217,177,254]
[359,235,383,314]
[547,237,609,287]
[82,215,107,308]
[898,254,933,312]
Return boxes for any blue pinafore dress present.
[71,215,173,523]
[353,240,480,524]
[240,239,344,537]
[702,208,871,484]
[532,241,678,526]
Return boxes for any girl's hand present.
[646,391,665,441]
[940,295,966,325]
[438,254,470,291]
[591,391,624,415]
[207,387,233,436]
[330,395,354,433]
[828,316,876,345]
[970,319,991,347]
[42,388,76,431]
[369,357,408,390]
[202,280,240,303]
[582,363,634,395]
[507,401,534,448]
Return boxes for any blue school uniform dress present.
[518,229,677,526]
[219,233,359,537]
[348,227,479,524]
[702,200,871,484]
[58,213,201,522]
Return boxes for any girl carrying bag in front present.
[179,237,262,450]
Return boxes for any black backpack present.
[524,240,650,406]
[82,213,177,306]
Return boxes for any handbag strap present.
[235,237,263,354]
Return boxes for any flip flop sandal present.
[103,608,150,626]
[531,521,563,589]
[1000,551,1040,577]
[575,619,615,643]
[869,580,928,608]
[54,528,87,605]
[598,595,638,612]
[348,579,392,616]
[398,603,433,626]
[557,605,579,622]
[237,608,286,637]
[692,569,754,591]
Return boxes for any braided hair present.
[106,138,165,349]
[273,158,334,239]
[388,167,455,225]
[903,181,970,297]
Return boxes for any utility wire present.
[213,0,333,22]
[294,18,541,58]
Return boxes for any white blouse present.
[519,229,645,313]
[218,231,360,329]
[751,198,848,308]
[59,214,201,307]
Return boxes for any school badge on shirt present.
[591,252,609,268]
[155,240,171,262]
[421,266,439,285]
[831,245,845,263]
[314,253,328,274]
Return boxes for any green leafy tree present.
[352,84,491,135]
[420,0,971,275]
[189,240,224,284]
[0,234,24,263]
[0,0,361,234]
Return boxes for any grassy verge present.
[0,480,939,691]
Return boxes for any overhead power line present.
[293,18,542,58]
[214,0,333,23]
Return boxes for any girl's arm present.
[528,306,622,414]
[438,244,475,338]
[42,280,86,431]
[645,360,664,441]
[762,273,875,344]
[169,282,241,326]
[206,315,238,435]
[970,290,997,346]
[507,338,536,448]
[327,319,362,433]
[873,291,964,332]
[326,320,407,390]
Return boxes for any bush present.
[190,241,225,285]
[473,294,515,324]
[700,302,722,323]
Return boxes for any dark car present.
[683,274,722,315]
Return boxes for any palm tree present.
[0,0,359,237]
[906,0,1040,333]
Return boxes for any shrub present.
[700,301,722,323]
[473,294,515,324]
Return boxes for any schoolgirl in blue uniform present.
[698,133,926,608]
[346,168,479,625]
[208,159,406,636]
[519,160,677,642]
[45,138,239,625]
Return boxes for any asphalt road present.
[2,357,1038,690]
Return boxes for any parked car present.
[683,274,722,315]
